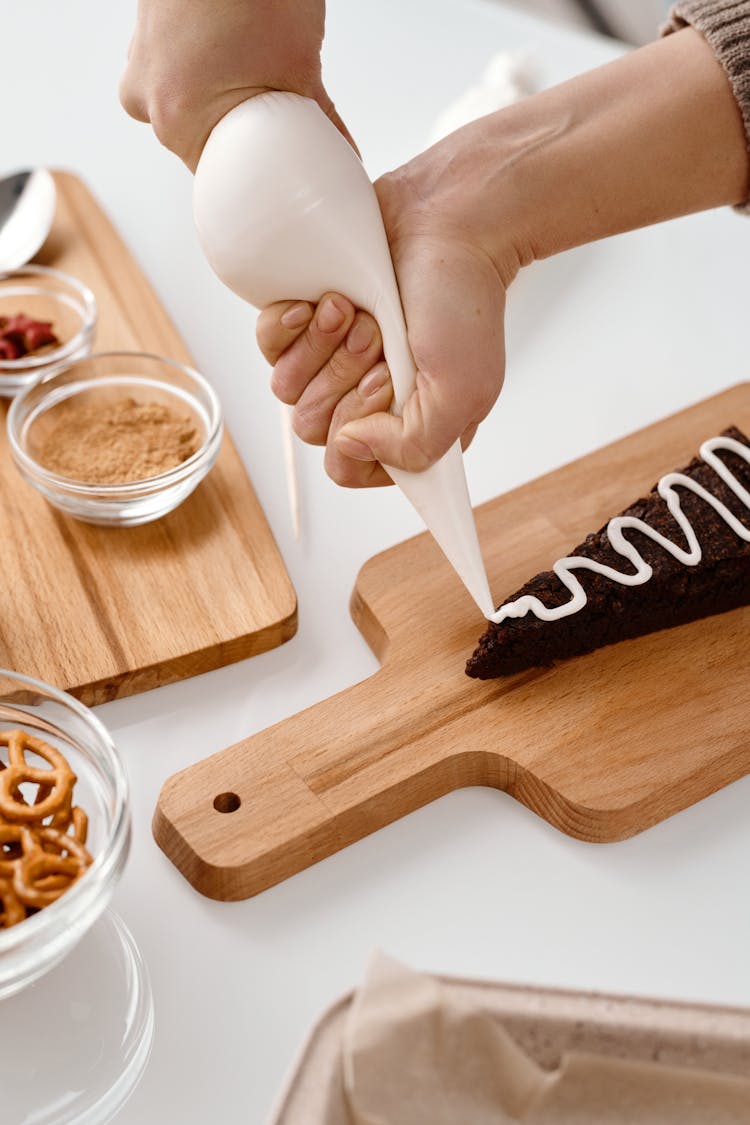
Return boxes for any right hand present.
[256,124,513,488]
[120,0,355,171]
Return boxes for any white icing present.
[489,436,750,625]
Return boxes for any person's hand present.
[258,293,394,488]
[256,25,750,491]
[256,133,511,488]
[120,0,355,171]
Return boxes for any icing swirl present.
[490,436,750,625]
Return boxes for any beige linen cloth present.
[335,955,750,1125]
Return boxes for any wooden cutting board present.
[0,172,296,704]
[154,384,750,900]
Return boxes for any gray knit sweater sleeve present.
[662,1,750,210]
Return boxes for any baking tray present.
[268,975,750,1124]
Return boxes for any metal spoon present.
[0,169,56,272]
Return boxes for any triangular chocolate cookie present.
[466,426,750,679]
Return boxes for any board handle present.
[153,664,510,900]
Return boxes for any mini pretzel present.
[0,877,25,928]
[0,729,76,824]
[13,851,85,910]
[0,731,92,926]
[0,824,37,878]
[37,826,92,866]
[0,755,73,834]
[56,804,88,846]
[71,805,88,844]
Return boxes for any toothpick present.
[280,402,300,540]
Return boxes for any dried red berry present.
[0,337,22,360]
[0,312,59,361]
[23,321,57,351]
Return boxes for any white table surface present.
[5,1,750,1121]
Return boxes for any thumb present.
[335,238,505,473]
[334,384,453,473]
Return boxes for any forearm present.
[389,28,748,287]
[501,28,748,266]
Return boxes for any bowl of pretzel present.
[0,670,129,999]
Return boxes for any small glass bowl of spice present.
[0,264,97,397]
[7,351,223,525]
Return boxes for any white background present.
[4,2,750,1121]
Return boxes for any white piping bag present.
[193,93,494,617]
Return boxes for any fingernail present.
[317,298,346,333]
[281,302,312,329]
[335,433,375,461]
[358,364,389,397]
[346,316,374,355]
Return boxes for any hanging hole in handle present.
[213,791,241,814]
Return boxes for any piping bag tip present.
[386,441,496,620]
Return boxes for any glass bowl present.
[0,669,130,999]
[7,351,224,526]
[1,911,154,1125]
[0,264,97,397]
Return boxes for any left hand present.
[257,153,509,488]
[120,0,355,171]
[257,292,395,487]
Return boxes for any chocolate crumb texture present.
[466,426,750,679]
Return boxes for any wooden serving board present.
[154,385,750,900]
[0,172,296,704]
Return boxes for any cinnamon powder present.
[37,396,200,484]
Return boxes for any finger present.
[293,312,383,445]
[324,362,394,488]
[271,293,356,405]
[334,376,494,471]
[119,65,149,123]
[334,238,505,472]
[257,301,314,365]
[461,423,478,451]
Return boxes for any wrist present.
[376,124,526,294]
